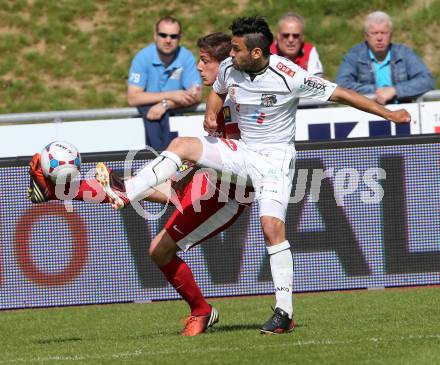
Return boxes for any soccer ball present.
[40,141,81,183]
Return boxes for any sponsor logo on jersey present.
[300,76,326,94]
[170,67,183,80]
[251,111,266,124]
[276,62,295,77]
[260,93,277,107]
[228,87,238,102]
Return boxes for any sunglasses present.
[157,32,181,40]
[281,33,302,39]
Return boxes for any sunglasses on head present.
[281,33,302,39]
[157,32,181,40]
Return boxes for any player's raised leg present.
[95,137,204,205]
[28,152,113,205]
[95,162,130,209]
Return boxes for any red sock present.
[74,179,110,203]
[159,255,211,316]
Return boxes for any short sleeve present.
[291,67,337,101]
[307,47,324,77]
[128,51,148,88]
[213,59,231,95]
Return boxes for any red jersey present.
[165,104,253,250]
[270,41,315,72]
[217,105,240,139]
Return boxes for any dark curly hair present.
[197,32,232,62]
[229,16,273,57]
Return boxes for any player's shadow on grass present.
[35,337,82,344]
[215,322,304,333]
[214,324,264,332]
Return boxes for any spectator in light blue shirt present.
[336,11,435,105]
[369,48,392,88]
[128,16,202,150]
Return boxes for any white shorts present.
[197,136,296,222]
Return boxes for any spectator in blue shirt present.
[336,11,435,105]
[128,16,202,150]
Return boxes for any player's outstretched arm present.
[329,86,411,124]
[28,153,186,209]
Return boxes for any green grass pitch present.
[1,287,440,364]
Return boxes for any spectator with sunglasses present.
[270,12,323,76]
[128,16,202,150]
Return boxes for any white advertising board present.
[169,103,420,141]
[294,102,419,140]
[0,103,425,158]
[420,101,440,134]
[0,118,145,158]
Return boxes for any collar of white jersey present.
[246,58,270,80]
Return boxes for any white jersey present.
[307,46,324,77]
[213,54,337,146]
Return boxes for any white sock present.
[125,151,181,202]
[267,240,293,318]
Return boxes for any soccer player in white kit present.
[97,17,411,334]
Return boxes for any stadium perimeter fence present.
[1,90,439,125]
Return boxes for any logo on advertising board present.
[260,94,277,107]
[276,62,295,77]
[300,76,327,95]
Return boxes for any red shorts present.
[165,171,253,251]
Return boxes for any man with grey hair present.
[270,12,323,76]
[336,11,434,104]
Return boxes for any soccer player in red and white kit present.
[97,16,411,334]
[29,32,252,336]
[147,32,254,337]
